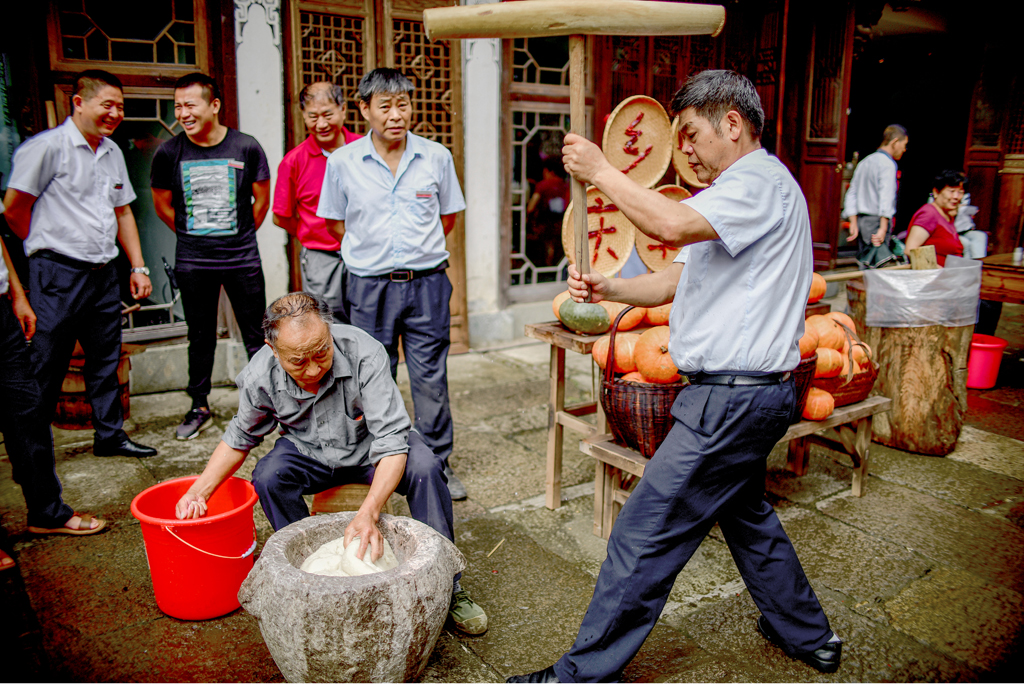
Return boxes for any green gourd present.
[559,300,611,335]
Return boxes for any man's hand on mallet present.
[567,264,611,304]
[562,133,612,185]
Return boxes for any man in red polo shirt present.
[273,82,361,322]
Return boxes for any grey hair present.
[670,70,765,139]
[358,68,414,104]
[262,292,334,346]
[298,82,346,111]
[881,124,908,146]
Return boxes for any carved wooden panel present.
[391,17,455,149]
[296,9,370,137]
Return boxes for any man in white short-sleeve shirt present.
[3,69,157,459]
[317,68,470,503]
[509,71,840,684]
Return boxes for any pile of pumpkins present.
[800,305,871,421]
[552,293,680,384]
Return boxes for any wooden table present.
[980,253,1024,305]
[524,321,609,510]
[579,395,892,539]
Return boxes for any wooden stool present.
[311,484,394,515]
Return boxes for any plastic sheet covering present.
[864,255,981,328]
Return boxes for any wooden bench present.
[579,395,892,539]
[311,484,394,515]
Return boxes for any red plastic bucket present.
[966,334,1008,390]
[131,476,258,620]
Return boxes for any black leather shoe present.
[506,665,560,683]
[94,435,158,458]
[757,615,842,674]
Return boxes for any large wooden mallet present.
[424,0,724,294]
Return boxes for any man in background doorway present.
[317,68,469,502]
[151,72,271,441]
[843,124,908,268]
[273,82,361,323]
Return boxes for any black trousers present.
[1,297,74,528]
[554,380,833,682]
[175,262,267,400]
[347,271,454,462]
[28,253,125,442]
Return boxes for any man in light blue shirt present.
[317,68,468,501]
[843,124,908,267]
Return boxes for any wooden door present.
[285,0,468,352]
[798,0,854,270]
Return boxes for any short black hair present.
[670,70,764,139]
[298,82,346,111]
[881,124,908,146]
[357,68,414,104]
[174,72,221,104]
[263,292,334,346]
[74,70,123,101]
[933,169,967,193]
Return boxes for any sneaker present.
[176,407,213,440]
[449,589,487,635]
[444,463,468,501]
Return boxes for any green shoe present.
[449,589,488,635]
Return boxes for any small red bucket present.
[966,334,1008,390]
[131,476,258,620]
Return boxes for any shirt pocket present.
[404,185,439,223]
[340,411,369,448]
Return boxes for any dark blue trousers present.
[346,271,454,461]
[555,380,832,682]
[28,252,125,442]
[0,298,74,528]
[251,432,456,577]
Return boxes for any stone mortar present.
[238,512,466,682]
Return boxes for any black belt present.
[690,371,791,386]
[367,261,448,282]
[33,249,109,271]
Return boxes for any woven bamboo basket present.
[811,323,878,407]
[600,306,687,458]
[602,95,673,189]
[792,352,817,423]
[561,187,636,276]
[634,185,691,271]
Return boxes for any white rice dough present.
[300,535,399,577]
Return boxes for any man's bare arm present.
[175,441,251,519]
[441,213,457,237]
[151,188,176,231]
[568,262,682,308]
[2,188,37,240]
[325,219,345,243]
[272,213,299,236]
[344,452,407,562]
[1,237,36,339]
[115,205,153,300]
[252,180,271,228]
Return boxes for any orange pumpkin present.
[808,272,827,303]
[827,311,857,335]
[802,387,835,420]
[634,326,681,383]
[644,303,672,326]
[553,291,572,322]
[806,315,844,351]
[620,371,651,383]
[799,328,819,359]
[851,343,872,366]
[814,347,843,378]
[599,301,647,331]
[591,333,639,373]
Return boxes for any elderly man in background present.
[3,69,156,462]
[273,82,361,323]
[843,124,908,268]
[174,292,488,636]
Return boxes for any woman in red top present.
[904,170,967,266]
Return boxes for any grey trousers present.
[301,246,348,324]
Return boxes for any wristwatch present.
[131,266,150,275]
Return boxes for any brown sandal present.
[28,513,107,536]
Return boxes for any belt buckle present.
[390,270,413,282]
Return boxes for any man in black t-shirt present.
[151,73,271,440]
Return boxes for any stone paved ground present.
[1,302,1022,682]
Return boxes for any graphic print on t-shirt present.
[181,159,244,235]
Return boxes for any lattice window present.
[512,37,569,87]
[510,108,571,287]
[393,18,454,150]
[56,0,197,65]
[299,11,367,136]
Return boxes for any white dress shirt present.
[669,149,812,374]
[842,149,897,219]
[7,118,136,264]
[316,132,466,277]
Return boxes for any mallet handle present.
[569,35,590,300]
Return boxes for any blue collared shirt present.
[7,118,136,263]
[222,324,412,468]
[842,149,898,219]
[316,132,466,276]
[669,149,813,374]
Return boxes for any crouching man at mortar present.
[174,291,487,635]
